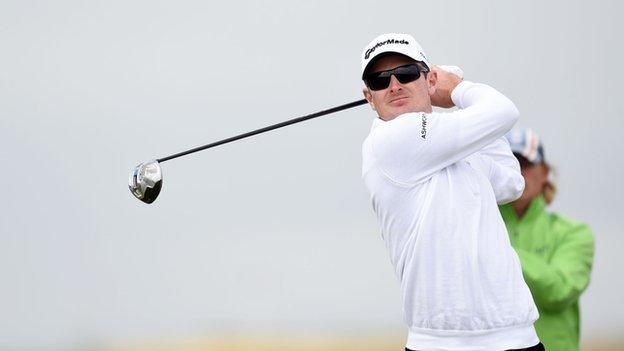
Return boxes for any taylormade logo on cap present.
[364,38,410,59]
[361,33,430,79]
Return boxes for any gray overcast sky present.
[1,0,623,349]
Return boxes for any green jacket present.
[499,196,594,351]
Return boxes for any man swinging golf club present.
[360,33,544,350]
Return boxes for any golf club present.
[129,98,368,204]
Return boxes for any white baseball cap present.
[361,33,431,79]
[505,128,546,164]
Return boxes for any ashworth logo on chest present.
[421,114,427,139]
[365,39,409,59]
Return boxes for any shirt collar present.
[502,195,547,224]
[523,195,547,222]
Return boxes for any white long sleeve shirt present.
[362,81,539,351]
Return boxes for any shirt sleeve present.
[467,137,525,204]
[515,223,595,312]
[370,81,520,185]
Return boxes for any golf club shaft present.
[157,98,368,163]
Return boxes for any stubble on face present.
[363,54,433,121]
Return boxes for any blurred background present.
[1,0,622,350]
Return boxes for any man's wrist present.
[451,81,474,109]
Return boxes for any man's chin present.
[381,105,415,120]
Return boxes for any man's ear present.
[427,70,438,97]
[362,86,376,111]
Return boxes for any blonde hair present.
[542,164,557,204]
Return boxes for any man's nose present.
[389,75,402,92]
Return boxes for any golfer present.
[360,33,543,350]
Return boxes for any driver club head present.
[128,160,162,204]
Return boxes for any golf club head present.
[128,160,162,204]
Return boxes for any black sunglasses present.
[364,64,428,91]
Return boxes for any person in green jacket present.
[500,128,595,351]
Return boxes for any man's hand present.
[430,65,463,108]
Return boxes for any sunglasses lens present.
[394,65,421,84]
[366,76,391,90]
[396,73,420,84]
[365,64,423,91]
